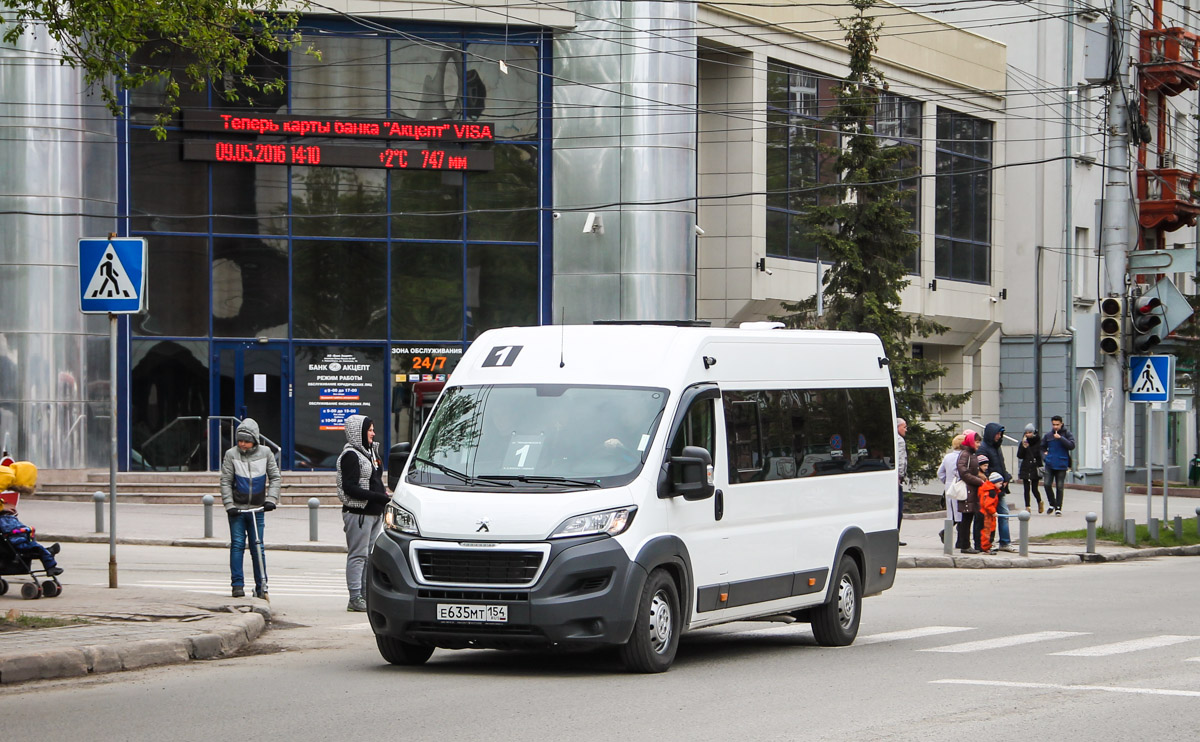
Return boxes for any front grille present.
[409,621,544,637]
[416,549,544,585]
[418,588,530,602]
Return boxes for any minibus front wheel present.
[618,568,681,673]
[810,556,862,647]
[376,634,435,666]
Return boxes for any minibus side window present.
[723,392,765,483]
[669,397,716,485]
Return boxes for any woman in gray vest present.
[337,414,390,612]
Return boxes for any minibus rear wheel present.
[619,568,681,673]
[810,556,862,647]
[376,635,435,666]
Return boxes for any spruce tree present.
[778,0,970,483]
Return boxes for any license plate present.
[436,604,508,623]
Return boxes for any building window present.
[766,61,836,261]
[766,61,921,265]
[935,109,992,283]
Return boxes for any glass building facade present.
[125,22,552,470]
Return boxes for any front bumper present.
[366,530,646,650]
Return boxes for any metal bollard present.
[1085,512,1097,554]
[1148,518,1159,542]
[93,491,106,533]
[1174,515,1183,540]
[308,497,320,542]
[943,518,953,556]
[1124,518,1137,545]
[202,494,214,539]
[1018,510,1030,556]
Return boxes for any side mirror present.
[671,445,715,501]
[388,442,412,490]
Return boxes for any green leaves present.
[776,0,970,484]
[2,0,313,138]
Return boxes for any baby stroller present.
[0,521,63,600]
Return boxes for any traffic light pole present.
[1100,0,1132,533]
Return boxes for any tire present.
[619,568,681,673]
[42,580,60,598]
[810,557,862,647]
[20,581,41,600]
[0,577,8,596]
[376,634,434,666]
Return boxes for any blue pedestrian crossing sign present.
[1129,355,1173,403]
[78,238,146,314]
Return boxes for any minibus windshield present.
[407,384,669,490]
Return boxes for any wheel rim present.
[648,589,673,654]
[836,574,856,630]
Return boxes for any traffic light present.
[1099,296,1123,355]
[1130,295,1163,353]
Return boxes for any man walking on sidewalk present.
[896,418,907,547]
[1041,415,1075,516]
[220,418,281,599]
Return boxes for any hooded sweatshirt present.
[336,414,390,515]
[976,422,1011,484]
[219,418,282,511]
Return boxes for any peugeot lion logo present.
[476,518,490,533]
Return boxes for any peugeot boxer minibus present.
[367,323,900,672]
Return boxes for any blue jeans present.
[228,511,266,592]
[997,494,1011,546]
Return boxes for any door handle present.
[714,489,724,521]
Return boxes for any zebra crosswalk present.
[727,623,1200,661]
[128,573,348,598]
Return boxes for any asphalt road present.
[2,545,1198,741]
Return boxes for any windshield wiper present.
[410,456,514,487]
[484,474,602,488]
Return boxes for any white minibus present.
[367,323,900,672]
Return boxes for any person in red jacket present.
[976,458,1002,554]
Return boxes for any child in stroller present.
[0,462,64,599]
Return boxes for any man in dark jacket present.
[337,414,391,612]
[1041,415,1076,516]
[976,422,1015,552]
[219,418,281,599]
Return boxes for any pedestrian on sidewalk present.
[0,462,62,576]
[336,414,390,613]
[219,418,280,600]
[937,433,970,550]
[976,463,1002,554]
[896,418,908,547]
[976,422,1016,552]
[1016,423,1045,513]
[1041,415,1075,516]
[956,430,986,554]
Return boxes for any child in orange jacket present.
[977,460,1002,554]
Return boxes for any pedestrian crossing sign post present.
[1129,355,1173,403]
[78,237,146,314]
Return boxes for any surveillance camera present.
[583,212,601,234]
[764,268,774,276]
[694,224,705,236]
[989,296,999,303]
[552,212,562,220]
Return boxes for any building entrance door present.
[212,342,290,470]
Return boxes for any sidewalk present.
[0,585,269,685]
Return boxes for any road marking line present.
[856,626,973,645]
[920,631,1089,653]
[1051,635,1200,657]
[933,679,1200,698]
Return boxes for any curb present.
[899,543,1200,568]
[0,610,267,685]
[40,533,347,553]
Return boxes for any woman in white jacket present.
[937,433,968,550]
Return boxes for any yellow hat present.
[11,461,37,493]
[0,465,13,491]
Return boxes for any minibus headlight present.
[548,507,637,539]
[384,501,420,535]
